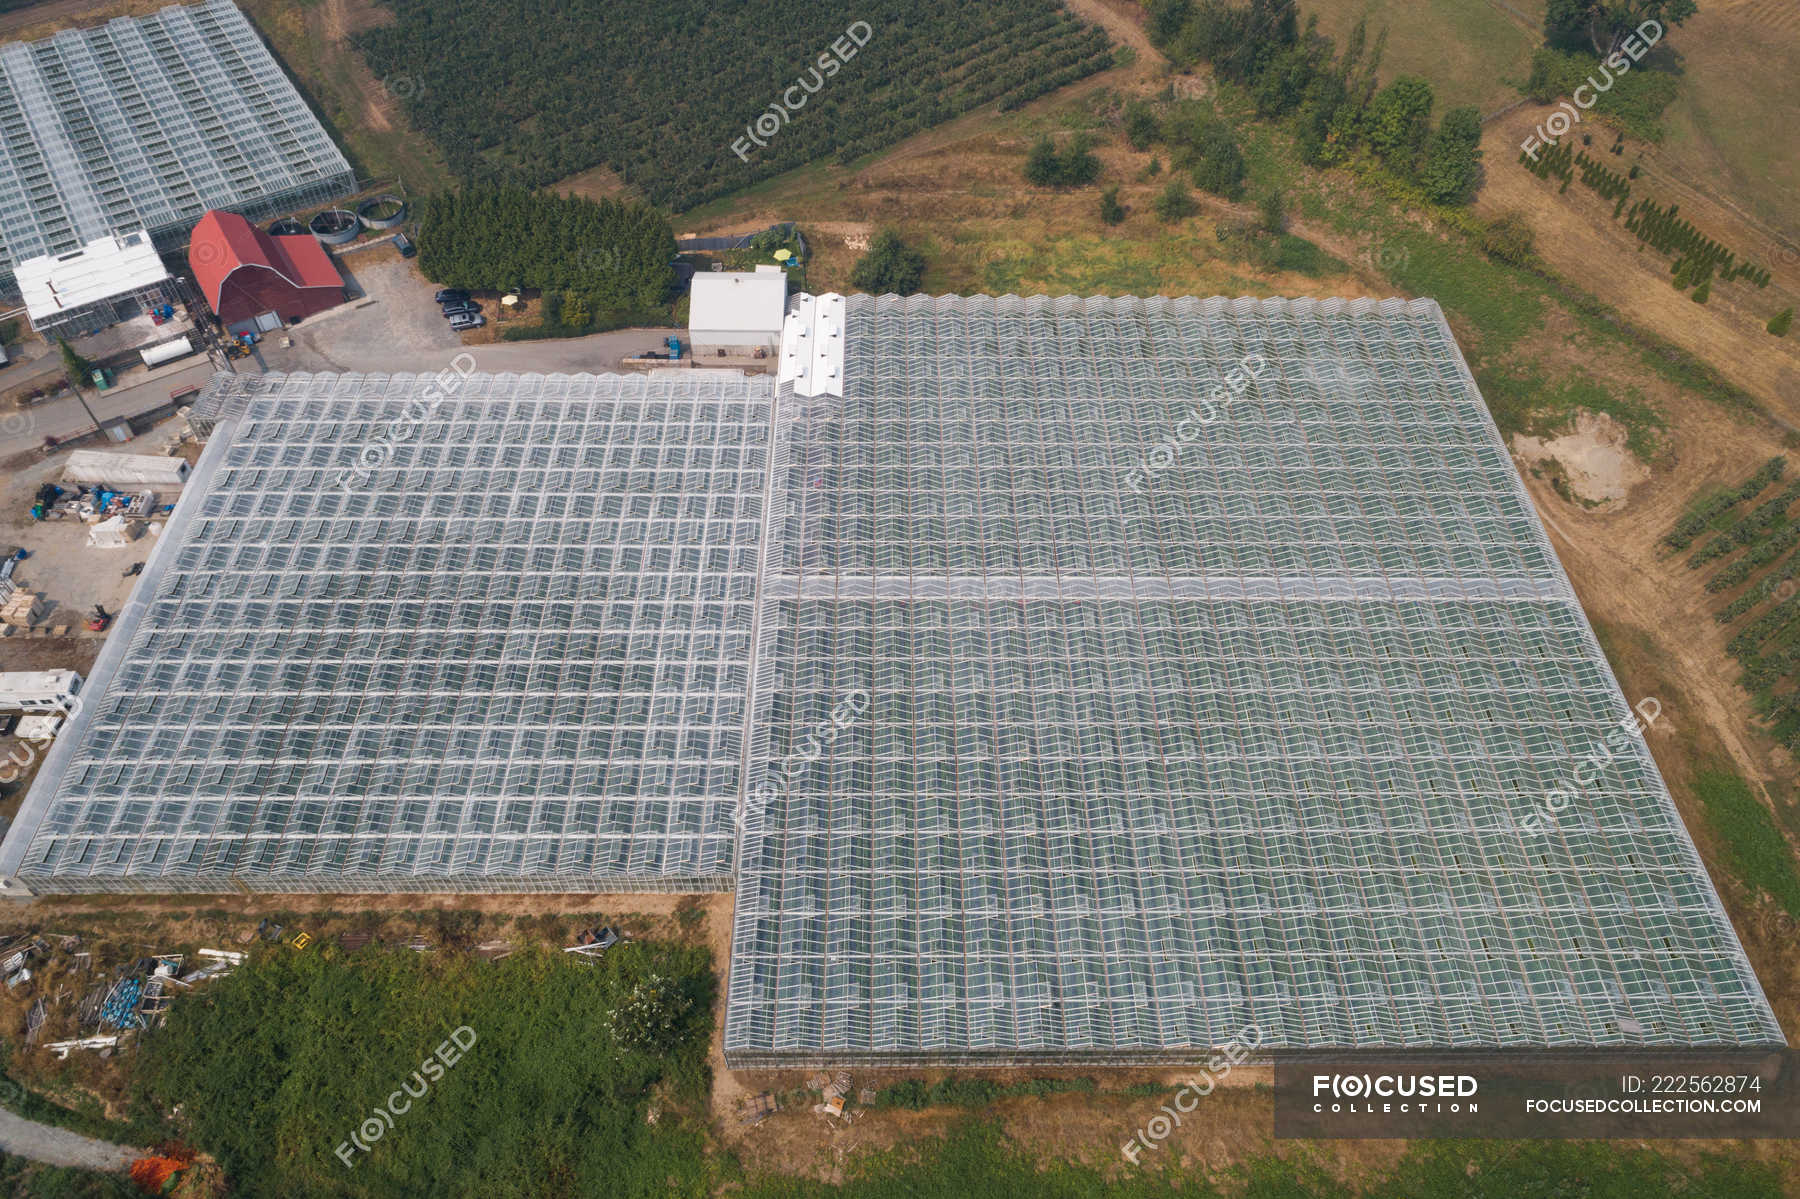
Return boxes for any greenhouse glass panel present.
[724,294,1782,1066]
[0,1,354,289]
[4,371,772,892]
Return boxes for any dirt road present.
[0,1105,136,1172]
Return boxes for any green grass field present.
[1300,0,1542,113]
[1690,767,1800,919]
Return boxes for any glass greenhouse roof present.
[1,293,1779,1062]
[722,294,1782,1063]
[0,0,354,287]
[7,371,772,891]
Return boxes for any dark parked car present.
[441,301,480,318]
[434,288,469,304]
[393,232,416,258]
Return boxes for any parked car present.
[448,313,486,332]
[441,301,480,318]
[434,289,469,304]
[393,232,416,258]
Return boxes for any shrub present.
[1023,133,1101,187]
[850,230,927,296]
[1523,48,1680,140]
[1099,186,1126,225]
[1769,307,1794,337]
[1154,179,1196,222]
[1258,188,1285,234]
[1023,135,1060,185]
[1122,100,1159,150]
[1480,212,1537,265]
[1692,279,1711,304]
[613,973,694,1054]
[1186,119,1246,198]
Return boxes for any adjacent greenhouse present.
[3,371,773,892]
[0,0,354,290]
[721,294,1782,1064]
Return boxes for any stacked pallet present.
[1,590,46,628]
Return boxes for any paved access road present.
[0,359,222,460]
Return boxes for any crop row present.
[356,0,1114,211]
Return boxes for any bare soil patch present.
[1511,410,1650,505]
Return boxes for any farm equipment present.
[666,337,684,361]
[87,605,111,632]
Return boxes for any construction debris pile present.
[0,930,245,1062]
[30,482,161,524]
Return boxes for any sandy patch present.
[1510,410,1650,505]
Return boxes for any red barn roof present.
[189,210,343,313]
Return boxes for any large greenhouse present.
[0,0,353,290]
[0,295,1781,1065]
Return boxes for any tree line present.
[415,188,676,310]
[1146,0,1485,205]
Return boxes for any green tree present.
[1099,186,1126,225]
[1364,76,1435,174]
[1769,307,1794,337]
[1154,179,1197,222]
[1418,105,1484,204]
[1691,279,1711,303]
[1023,135,1060,185]
[1544,0,1595,50]
[1258,188,1286,234]
[561,291,591,329]
[1188,120,1246,198]
[57,337,94,388]
[1147,0,1195,45]
[850,230,927,296]
[1123,101,1160,150]
[1544,0,1697,58]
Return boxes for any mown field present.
[353,0,1116,209]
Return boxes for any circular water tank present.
[267,217,307,236]
[308,208,360,245]
[356,194,407,230]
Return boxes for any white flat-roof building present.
[15,231,172,334]
[688,265,789,355]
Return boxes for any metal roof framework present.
[722,293,1783,1065]
[5,371,773,892]
[0,0,354,290]
[0,293,1781,1064]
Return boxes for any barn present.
[189,210,346,336]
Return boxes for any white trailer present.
[0,670,82,713]
[63,450,190,489]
